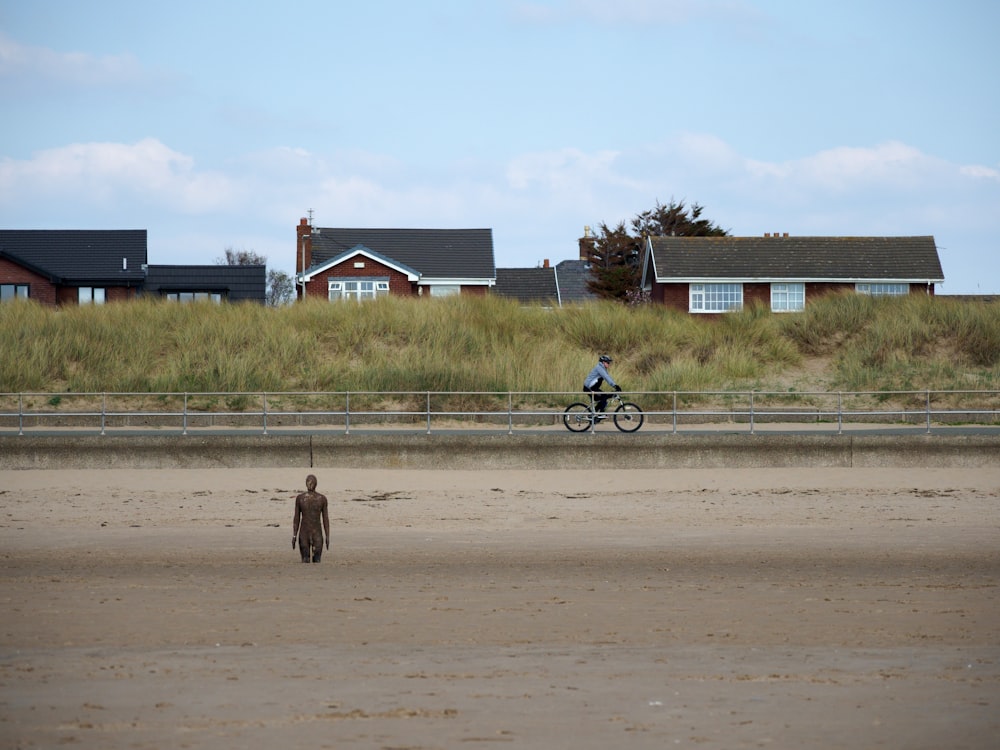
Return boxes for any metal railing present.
[1,390,998,436]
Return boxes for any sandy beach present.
[1,466,998,749]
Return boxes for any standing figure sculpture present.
[292,474,330,563]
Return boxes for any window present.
[690,283,742,312]
[427,284,460,297]
[78,287,106,304]
[329,278,390,301]
[0,283,29,301]
[856,283,908,296]
[165,292,223,303]
[771,283,805,312]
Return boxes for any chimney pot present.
[783,232,789,238]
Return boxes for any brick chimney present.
[296,217,313,275]
[542,259,550,268]
[578,225,596,261]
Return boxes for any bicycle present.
[563,392,644,433]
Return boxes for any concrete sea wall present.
[1,433,997,470]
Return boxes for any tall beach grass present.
[1,293,997,403]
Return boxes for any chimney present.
[543,259,550,268]
[578,225,595,261]
[764,233,771,238]
[296,217,313,275]
[783,232,789,238]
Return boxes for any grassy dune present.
[1,294,997,404]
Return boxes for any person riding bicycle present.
[583,354,620,419]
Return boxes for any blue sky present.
[1,0,997,293]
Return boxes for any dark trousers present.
[584,386,609,412]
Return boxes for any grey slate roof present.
[309,228,495,280]
[144,265,266,303]
[553,260,599,304]
[644,236,944,282]
[495,267,559,304]
[0,229,147,284]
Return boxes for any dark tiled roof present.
[144,265,266,303]
[0,229,147,284]
[646,236,944,281]
[554,260,599,304]
[494,267,558,304]
[310,228,495,280]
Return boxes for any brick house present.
[0,229,147,305]
[640,235,945,313]
[295,219,495,300]
[0,229,266,305]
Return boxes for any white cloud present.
[0,31,144,87]
[0,138,242,213]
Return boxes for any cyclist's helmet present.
[599,355,613,364]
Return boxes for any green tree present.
[266,269,295,307]
[587,200,729,301]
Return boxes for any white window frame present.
[690,283,742,313]
[856,283,908,296]
[329,278,390,302]
[770,282,805,312]
[78,287,106,304]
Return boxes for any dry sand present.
[1,466,998,749]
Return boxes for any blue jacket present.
[583,362,617,390]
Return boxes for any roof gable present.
[645,236,944,283]
[302,244,420,281]
[310,228,495,281]
[0,229,147,284]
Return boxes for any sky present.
[1,0,998,293]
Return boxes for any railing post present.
[101,392,106,436]
[837,392,843,435]
[507,392,513,435]
[672,392,677,434]
[426,392,432,434]
[183,392,188,435]
[18,393,23,436]
[749,390,755,435]
[926,389,931,434]
[345,392,350,435]
[262,392,268,436]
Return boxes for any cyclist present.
[583,354,621,419]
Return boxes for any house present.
[143,265,266,303]
[0,229,267,305]
[494,259,600,306]
[640,234,945,313]
[0,229,147,305]
[295,219,495,300]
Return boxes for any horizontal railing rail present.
[1,390,998,436]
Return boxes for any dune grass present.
[1,294,997,407]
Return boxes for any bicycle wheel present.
[613,402,644,432]
[563,402,594,432]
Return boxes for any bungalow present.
[0,229,146,305]
[640,235,944,313]
[295,219,495,300]
[143,264,266,303]
[0,229,266,305]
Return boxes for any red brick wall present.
[0,257,57,305]
[304,258,417,299]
